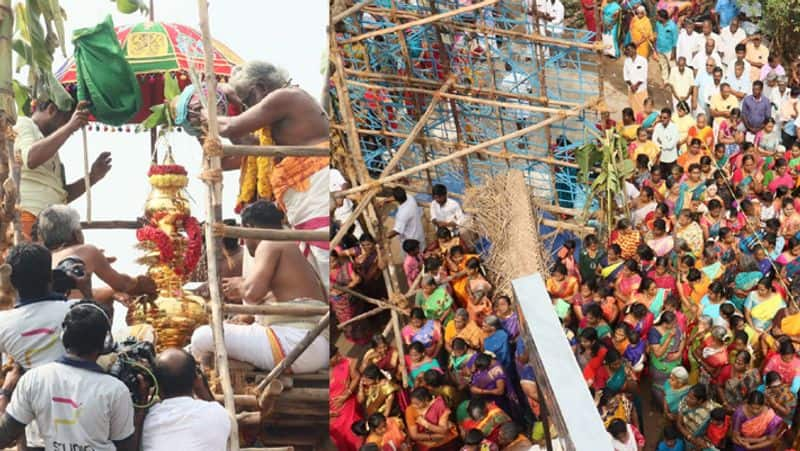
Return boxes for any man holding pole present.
[14,99,112,240]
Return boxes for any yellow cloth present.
[781,312,800,337]
[15,117,67,216]
[630,16,654,57]
[709,93,740,117]
[444,318,487,350]
[632,140,659,165]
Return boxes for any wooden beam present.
[337,100,593,197]
[216,302,328,317]
[81,220,141,230]
[222,144,329,158]
[331,0,375,23]
[345,79,568,114]
[215,224,328,242]
[196,0,238,449]
[256,312,330,393]
[339,0,499,44]
[341,68,579,107]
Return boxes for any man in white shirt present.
[330,168,363,238]
[386,187,426,252]
[667,57,695,111]
[0,301,139,451]
[142,349,230,451]
[695,59,722,116]
[430,184,465,233]
[719,18,747,70]
[699,20,722,54]
[0,243,71,450]
[623,43,649,115]
[676,20,702,65]
[652,108,679,174]
[726,60,752,100]
[691,38,720,77]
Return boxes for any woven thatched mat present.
[463,170,550,295]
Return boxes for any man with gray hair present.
[36,205,156,303]
[206,60,330,287]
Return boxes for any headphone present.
[62,301,115,355]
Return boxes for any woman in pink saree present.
[732,391,786,451]
[330,349,363,451]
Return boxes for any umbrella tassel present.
[82,127,92,223]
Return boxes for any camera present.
[52,257,87,295]
[108,337,157,404]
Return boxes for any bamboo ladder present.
[195,1,330,450]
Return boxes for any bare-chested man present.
[190,201,328,374]
[201,61,330,288]
[36,205,157,304]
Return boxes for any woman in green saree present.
[663,366,691,421]
[648,311,684,406]
[406,341,443,389]
[416,275,454,324]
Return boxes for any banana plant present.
[12,0,71,111]
[576,129,635,234]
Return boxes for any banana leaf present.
[12,80,31,117]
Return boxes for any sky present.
[14,0,328,283]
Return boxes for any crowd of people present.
[330,0,800,450]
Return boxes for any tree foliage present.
[754,0,800,62]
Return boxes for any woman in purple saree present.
[469,352,523,421]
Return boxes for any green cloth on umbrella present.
[73,15,141,125]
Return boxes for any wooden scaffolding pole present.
[195,1,239,449]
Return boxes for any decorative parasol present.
[55,21,243,125]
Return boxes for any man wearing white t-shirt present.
[0,301,139,451]
[430,184,465,233]
[142,349,230,451]
[719,18,747,70]
[676,21,703,65]
[0,243,70,450]
[386,187,426,253]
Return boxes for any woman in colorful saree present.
[675,210,704,258]
[646,219,674,258]
[579,234,607,283]
[406,341,443,389]
[647,256,677,293]
[763,371,797,427]
[717,351,761,413]
[648,311,684,402]
[607,418,645,451]
[464,258,493,326]
[775,237,800,279]
[482,316,511,370]
[446,246,480,307]
[610,219,642,261]
[405,387,459,451]
[352,413,410,451]
[460,397,512,444]
[732,155,762,192]
[686,316,713,385]
[693,325,730,387]
[582,303,613,339]
[361,334,401,381]
[546,262,579,320]
[699,281,733,325]
[341,233,388,300]
[416,275,455,324]
[330,348,363,451]
[717,108,742,157]
[687,113,715,153]
[602,0,622,58]
[444,308,486,353]
[744,278,786,333]
[628,5,653,57]
[358,364,401,417]
[763,340,800,394]
[448,338,476,391]
[700,199,727,241]
[731,391,786,451]
[602,244,626,282]
[577,327,608,383]
[330,249,364,343]
[676,384,720,450]
[662,366,691,421]
[469,352,521,421]
[598,388,638,430]
[633,277,667,316]
[493,295,520,340]
[402,308,443,359]
[614,260,642,308]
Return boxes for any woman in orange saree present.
[405,388,459,451]
[687,113,715,153]
[464,258,493,326]
[732,391,785,451]
[330,349,363,451]
[352,413,410,451]
[446,246,480,308]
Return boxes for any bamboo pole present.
[215,224,328,242]
[80,220,141,229]
[196,1,239,449]
[337,305,389,329]
[345,79,569,114]
[222,144,329,158]
[215,302,328,317]
[339,0,500,44]
[255,312,330,393]
[331,0,376,24]
[0,2,18,246]
[81,128,92,222]
[337,100,592,196]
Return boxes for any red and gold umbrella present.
[56,21,243,124]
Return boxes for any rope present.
[203,137,224,158]
[199,168,223,184]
